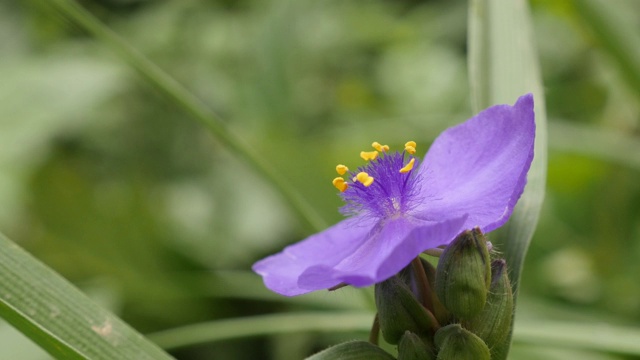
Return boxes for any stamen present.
[360,151,379,161]
[405,141,417,155]
[336,164,349,175]
[356,172,374,187]
[399,158,415,173]
[332,177,348,192]
[372,142,389,152]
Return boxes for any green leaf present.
[513,320,640,356]
[147,312,374,351]
[574,0,640,98]
[0,232,175,360]
[549,120,640,170]
[467,0,547,358]
[306,341,396,360]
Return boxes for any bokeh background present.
[1,0,639,359]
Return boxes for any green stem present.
[45,0,326,232]
[411,257,433,312]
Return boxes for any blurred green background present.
[1,0,639,359]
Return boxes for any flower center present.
[333,141,420,218]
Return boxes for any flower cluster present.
[253,94,535,296]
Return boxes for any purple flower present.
[253,94,535,296]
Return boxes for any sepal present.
[434,228,491,319]
[375,275,437,344]
[463,259,514,349]
[305,341,396,360]
[397,331,435,360]
[434,324,490,360]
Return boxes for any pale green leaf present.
[0,232,175,360]
[468,0,547,358]
[513,320,640,356]
[148,312,374,351]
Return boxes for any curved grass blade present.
[0,232,175,360]
[147,312,374,351]
[574,0,640,98]
[513,320,640,357]
[468,0,547,358]
[43,0,325,232]
[549,120,640,170]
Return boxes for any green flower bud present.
[398,331,435,360]
[463,259,514,349]
[434,228,491,319]
[434,324,490,360]
[306,340,396,360]
[375,275,438,344]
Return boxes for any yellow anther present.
[336,164,349,175]
[405,141,417,154]
[356,172,374,187]
[372,142,390,152]
[399,158,416,174]
[360,151,379,161]
[332,177,348,192]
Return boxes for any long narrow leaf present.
[468,0,547,358]
[43,0,325,232]
[574,0,640,98]
[147,312,374,351]
[0,232,175,359]
[513,321,640,356]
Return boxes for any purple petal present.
[415,94,535,234]
[298,215,466,290]
[252,216,378,296]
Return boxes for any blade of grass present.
[146,310,640,357]
[43,0,325,232]
[468,0,547,358]
[513,320,640,356]
[549,120,640,170]
[574,0,640,98]
[147,312,374,351]
[0,232,175,360]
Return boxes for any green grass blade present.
[549,120,640,170]
[148,312,374,351]
[43,0,325,232]
[513,321,640,356]
[468,0,547,358]
[0,232,175,360]
[574,0,640,98]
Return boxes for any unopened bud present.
[434,324,490,360]
[306,340,395,360]
[375,275,437,344]
[397,331,435,360]
[463,259,514,349]
[435,228,491,319]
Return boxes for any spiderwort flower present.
[253,94,535,296]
